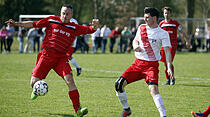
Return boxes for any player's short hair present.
[144,7,160,20]
[162,6,172,13]
[62,4,73,12]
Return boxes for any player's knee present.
[64,74,75,84]
[148,85,159,96]
[115,76,126,93]
[30,77,40,88]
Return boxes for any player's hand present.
[91,19,99,30]
[134,47,142,52]
[5,19,16,26]
[167,68,174,80]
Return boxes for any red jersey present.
[159,19,181,48]
[33,16,95,57]
[109,29,121,38]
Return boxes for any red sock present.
[69,89,80,113]
[203,104,210,117]
[164,69,169,80]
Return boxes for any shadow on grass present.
[48,113,74,117]
[178,84,210,87]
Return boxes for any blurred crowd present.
[1,24,210,54]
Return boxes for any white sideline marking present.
[73,67,210,80]
[1,68,210,81]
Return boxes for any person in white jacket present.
[100,25,111,53]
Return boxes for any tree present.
[186,0,195,35]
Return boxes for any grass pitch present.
[0,51,210,117]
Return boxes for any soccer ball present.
[33,80,48,96]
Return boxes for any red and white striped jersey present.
[159,19,181,47]
[33,16,95,57]
[134,24,171,61]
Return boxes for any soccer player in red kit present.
[192,104,210,117]
[5,4,99,117]
[115,7,174,117]
[159,6,190,85]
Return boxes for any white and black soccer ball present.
[33,80,48,96]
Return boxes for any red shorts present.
[66,47,75,58]
[160,46,176,63]
[32,51,72,80]
[121,59,159,85]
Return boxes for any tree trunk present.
[187,0,195,35]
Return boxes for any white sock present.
[116,91,129,109]
[153,94,166,117]
[70,58,80,68]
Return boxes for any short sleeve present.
[161,31,171,48]
[33,17,50,28]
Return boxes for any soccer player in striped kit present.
[115,7,173,117]
[159,6,190,85]
[5,4,99,117]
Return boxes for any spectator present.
[109,26,121,53]
[24,28,38,54]
[0,25,8,54]
[91,28,101,54]
[6,24,15,53]
[120,26,131,53]
[194,27,205,49]
[206,27,210,51]
[40,28,46,50]
[100,25,111,53]
[76,34,89,54]
[33,28,42,52]
[127,27,137,53]
[17,27,26,53]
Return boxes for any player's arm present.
[132,27,141,52]
[163,47,174,80]
[132,39,141,52]
[75,19,99,36]
[5,19,33,28]
[178,26,191,48]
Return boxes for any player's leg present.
[55,59,87,116]
[203,104,210,117]
[160,48,170,85]
[148,85,166,117]
[146,61,166,117]
[64,74,88,116]
[69,57,82,76]
[30,52,52,100]
[115,76,131,117]
[192,112,204,117]
[161,48,175,85]
[169,48,176,85]
[115,59,143,117]
[163,62,170,85]
[68,47,82,76]
[30,76,41,100]
[192,104,210,117]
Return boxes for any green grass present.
[0,46,210,116]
